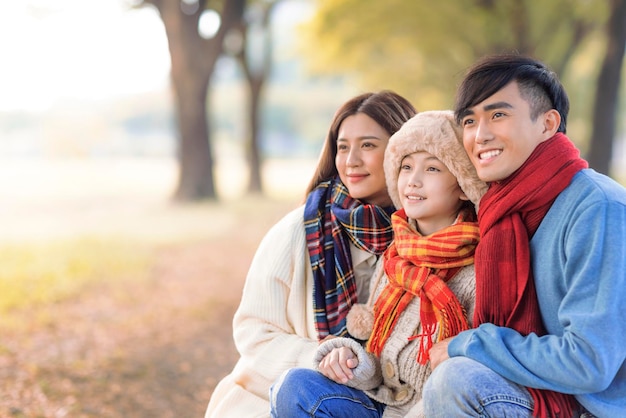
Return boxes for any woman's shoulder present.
[269,204,305,232]
[259,204,306,245]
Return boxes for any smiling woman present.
[0,0,170,112]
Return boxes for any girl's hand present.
[318,346,359,383]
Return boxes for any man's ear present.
[542,109,561,137]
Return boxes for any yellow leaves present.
[296,0,610,112]
[0,238,151,313]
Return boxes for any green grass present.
[0,237,152,313]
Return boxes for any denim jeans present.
[422,357,535,417]
[422,357,595,417]
[269,368,385,418]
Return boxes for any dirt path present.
[0,199,296,418]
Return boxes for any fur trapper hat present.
[384,110,487,209]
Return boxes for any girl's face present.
[335,113,392,207]
[397,151,469,236]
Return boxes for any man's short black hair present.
[454,54,569,133]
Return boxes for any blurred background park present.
[0,0,624,416]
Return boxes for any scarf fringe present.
[415,303,470,365]
[415,323,436,364]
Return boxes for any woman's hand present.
[318,346,359,384]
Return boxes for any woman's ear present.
[542,109,561,137]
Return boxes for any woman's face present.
[335,113,392,207]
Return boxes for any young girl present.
[205,91,416,418]
[270,110,487,418]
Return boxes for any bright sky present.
[0,0,171,112]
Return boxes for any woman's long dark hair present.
[304,90,417,198]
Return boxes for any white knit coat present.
[205,205,382,418]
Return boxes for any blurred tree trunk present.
[234,2,278,194]
[480,1,592,78]
[143,0,245,201]
[587,0,626,175]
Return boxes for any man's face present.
[459,81,550,183]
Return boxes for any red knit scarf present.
[367,208,479,364]
[475,133,587,418]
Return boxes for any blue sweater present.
[450,169,626,418]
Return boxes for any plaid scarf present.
[475,133,588,418]
[304,178,395,340]
[367,208,479,364]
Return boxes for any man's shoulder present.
[545,169,626,223]
[568,169,626,205]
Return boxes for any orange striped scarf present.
[367,208,479,364]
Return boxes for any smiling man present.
[422,54,626,418]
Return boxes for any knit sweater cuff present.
[314,337,382,390]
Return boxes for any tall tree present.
[136,0,245,200]
[587,0,626,175]
[232,1,279,193]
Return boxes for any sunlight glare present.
[198,9,220,39]
[0,0,170,112]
